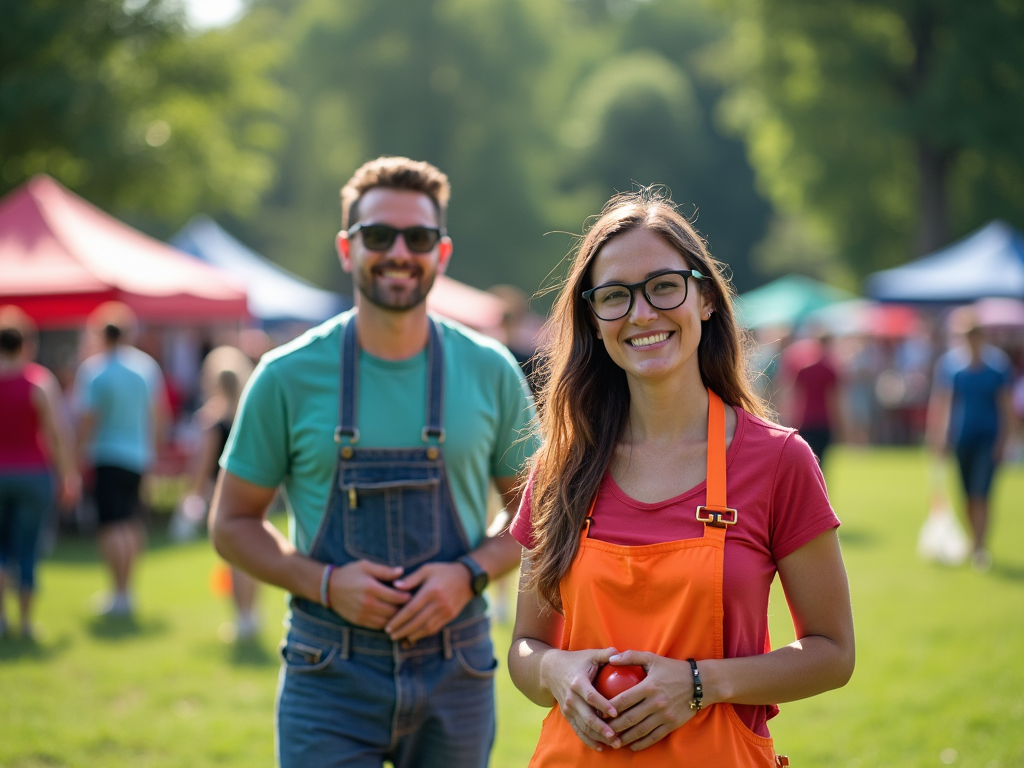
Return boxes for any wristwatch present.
[457,555,490,596]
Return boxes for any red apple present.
[594,663,646,699]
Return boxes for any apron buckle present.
[695,505,738,527]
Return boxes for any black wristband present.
[688,658,704,711]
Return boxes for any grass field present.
[1,448,1022,767]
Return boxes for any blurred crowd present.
[1,292,1020,641]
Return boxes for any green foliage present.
[237,0,770,294]
[706,0,1024,279]
[1,451,1022,766]
[0,0,284,232]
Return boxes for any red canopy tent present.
[0,176,248,328]
[427,275,506,335]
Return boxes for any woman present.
[507,190,855,766]
[0,307,80,639]
[185,346,260,640]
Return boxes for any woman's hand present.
[539,647,622,750]
[603,651,697,751]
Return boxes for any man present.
[210,157,537,768]
[75,302,166,617]
[927,309,1015,571]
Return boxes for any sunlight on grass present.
[1,450,1022,767]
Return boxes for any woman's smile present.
[626,330,674,349]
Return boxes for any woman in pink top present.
[0,307,80,639]
[507,189,855,763]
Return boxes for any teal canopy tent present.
[734,275,854,330]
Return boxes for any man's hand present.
[328,560,410,630]
[384,562,475,643]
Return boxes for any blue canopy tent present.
[865,220,1024,303]
[171,216,347,325]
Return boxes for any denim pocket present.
[279,634,338,674]
[454,635,499,679]
[342,476,441,568]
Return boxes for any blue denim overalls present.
[276,316,497,768]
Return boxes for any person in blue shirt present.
[75,303,167,617]
[927,309,1015,571]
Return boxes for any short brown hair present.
[0,305,36,354]
[341,156,451,229]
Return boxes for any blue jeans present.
[0,470,53,591]
[277,607,497,768]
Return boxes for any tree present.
[242,0,770,295]
[0,0,284,232]
[705,0,1024,280]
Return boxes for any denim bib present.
[291,316,486,627]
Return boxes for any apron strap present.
[334,314,446,447]
[696,390,737,529]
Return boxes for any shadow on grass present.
[86,613,169,641]
[230,638,277,667]
[990,562,1024,583]
[838,528,879,548]
[0,632,73,662]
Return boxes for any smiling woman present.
[507,187,855,766]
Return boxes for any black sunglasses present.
[348,223,444,253]
[582,269,705,321]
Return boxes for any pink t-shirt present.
[510,407,841,738]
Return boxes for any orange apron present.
[529,391,779,767]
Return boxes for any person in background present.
[0,307,80,639]
[184,346,260,640]
[927,308,1015,571]
[75,302,167,617]
[787,333,844,466]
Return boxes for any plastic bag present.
[917,459,969,566]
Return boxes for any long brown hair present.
[526,187,770,612]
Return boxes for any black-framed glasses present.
[348,223,445,253]
[582,269,705,321]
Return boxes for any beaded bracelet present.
[320,564,336,609]
[687,658,704,711]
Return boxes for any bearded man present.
[210,157,537,768]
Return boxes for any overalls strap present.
[335,315,445,446]
[423,318,445,444]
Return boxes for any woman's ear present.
[700,284,716,321]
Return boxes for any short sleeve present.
[933,353,954,391]
[769,434,840,561]
[220,360,290,489]
[142,355,164,405]
[74,364,95,412]
[508,475,536,549]
[491,353,540,478]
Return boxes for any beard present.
[355,259,437,312]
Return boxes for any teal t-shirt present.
[221,311,538,553]
[74,347,163,474]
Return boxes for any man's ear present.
[436,236,453,275]
[337,231,352,272]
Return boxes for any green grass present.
[1,449,1022,767]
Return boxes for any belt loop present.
[340,626,351,660]
[442,626,453,660]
